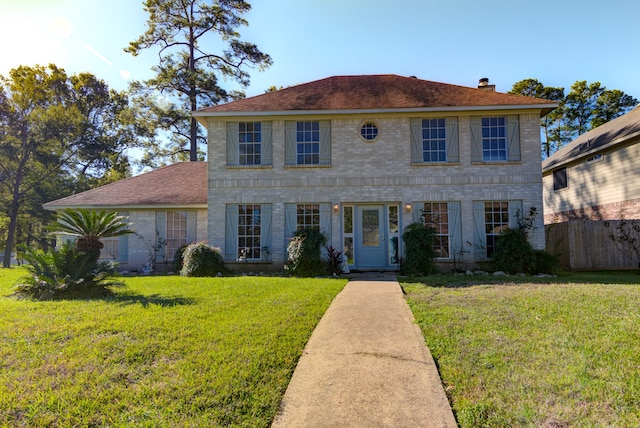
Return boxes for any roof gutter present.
[193,103,559,125]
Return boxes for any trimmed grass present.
[404,272,640,427]
[0,268,346,427]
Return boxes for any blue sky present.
[1,0,639,101]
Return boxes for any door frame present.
[342,203,401,270]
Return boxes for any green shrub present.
[14,242,123,300]
[180,242,226,277]
[285,229,328,277]
[492,227,537,274]
[173,244,188,273]
[491,207,559,275]
[401,222,438,275]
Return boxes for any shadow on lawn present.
[110,293,197,308]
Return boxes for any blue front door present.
[355,205,386,268]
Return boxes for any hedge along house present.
[43,162,208,272]
[193,75,557,272]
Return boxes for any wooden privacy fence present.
[545,220,639,270]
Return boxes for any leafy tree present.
[509,79,566,157]
[511,78,638,157]
[126,0,272,164]
[592,89,638,128]
[0,65,141,267]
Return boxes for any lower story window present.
[238,204,261,260]
[297,204,320,230]
[99,237,119,261]
[166,211,187,260]
[422,202,450,258]
[484,201,510,257]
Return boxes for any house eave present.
[43,203,208,211]
[542,129,640,174]
[193,103,558,125]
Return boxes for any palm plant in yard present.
[49,208,133,263]
[14,209,132,299]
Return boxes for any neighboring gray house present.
[543,104,640,223]
[542,104,640,270]
[193,75,556,272]
[44,74,556,272]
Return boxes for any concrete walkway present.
[271,278,457,428]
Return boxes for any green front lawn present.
[404,272,640,427]
[0,268,346,427]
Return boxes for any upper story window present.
[471,115,521,162]
[297,121,320,165]
[586,154,603,164]
[226,121,272,167]
[553,168,568,191]
[285,120,331,166]
[239,122,261,165]
[410,117,459,163]
[422,118,446,162]
[481,117,507,161]
[360,122,378,141]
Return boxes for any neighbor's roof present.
[542,104,640,172]
[43,162,207,210]
[193,74,557,118]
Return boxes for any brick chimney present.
[477,77,496,92]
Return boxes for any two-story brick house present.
[194,74,556,271]
[43,74,555,272]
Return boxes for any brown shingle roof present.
[44,162,207,209]
[195,74,556,115]
[542,105,640,172]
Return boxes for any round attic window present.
[360,122,379,141]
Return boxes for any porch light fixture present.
[333,203,339,212]
[404,204,412,213]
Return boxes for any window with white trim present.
[470,115,520,162]
[481,117,507,161]
[297,121,320,165]
[226,121,272,166]
[422,202,450,258]
[484,201,510,257]
[410,117,459,163]
[99,237,119,261]
[166,211,187,260]
[238,204,262,260]
[296,204,320,230]
[239,122,261,165]
[422,119,446,162]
